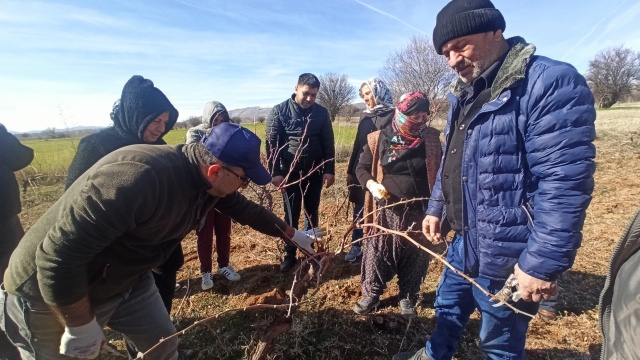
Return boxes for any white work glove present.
[290,227,327,255]
[366,181,389,201]
[59,317,105,359]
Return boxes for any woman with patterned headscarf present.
[353,92,442,318]
[345,78,395,262]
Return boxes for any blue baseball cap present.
[202,123,271,186]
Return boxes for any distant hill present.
[10,125,105,135]
[12,101,369,134]
[228,106,272,122]
[227,102,366,123]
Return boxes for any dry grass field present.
[15,106,640,359]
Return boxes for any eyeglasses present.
[220,165,250,186]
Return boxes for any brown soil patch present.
[18,108,640,359]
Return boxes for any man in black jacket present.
[0,123,33,360]
[266,73,336,272]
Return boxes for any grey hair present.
[194,142,221,166]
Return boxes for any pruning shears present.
[492,273,521,307]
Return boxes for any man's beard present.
[457,58,489,83]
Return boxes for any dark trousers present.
[352,202,364,246]
[0,216,23,360]
[282,171,323,256]
[196,210,232,273]
[154,246,184,314]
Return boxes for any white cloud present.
[353,0,428,35]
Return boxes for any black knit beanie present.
[432,0,506,55]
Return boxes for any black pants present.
[282,170,323,256]
[0,216,23,359]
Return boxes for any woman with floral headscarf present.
[345,78,395,262]
[353,92,442,318]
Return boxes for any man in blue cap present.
[1,123,323,360]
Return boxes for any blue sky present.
[1,0,639,132]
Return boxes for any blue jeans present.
[1,273,177,360]
[352,202,364,246]
[426,234,539,360]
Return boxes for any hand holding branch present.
[514,264,558,302]
[422,215,442,243]
[365,180,389,201]
[271,176,284,188]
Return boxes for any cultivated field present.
[14,107,640,359]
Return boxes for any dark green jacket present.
[4,143,287,306]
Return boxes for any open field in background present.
[18,123,361,183]
[15,107,640,359]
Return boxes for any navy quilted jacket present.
[426,37,596,281]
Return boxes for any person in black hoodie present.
[345,78,395,262]
[65,75,179,357]
[0,123,33,360]
[266,73,336,272]
[65,75,178,190]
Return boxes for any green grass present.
[162,128,187,145]
[20,124,359,178]
[21,137,80,176]
[26,107,635,180]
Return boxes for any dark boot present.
[280,246,297,272]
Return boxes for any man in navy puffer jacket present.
[395,1,596,359]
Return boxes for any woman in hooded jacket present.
[186,101,241,290]
[345,78,395,262]
[65,75,181,312]
[353,92,442,318]
[0,123,34,359]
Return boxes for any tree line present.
[175,37,640,127]
[313,37,640,121]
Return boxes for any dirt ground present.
[16,107,640,359]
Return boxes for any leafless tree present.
[586,45,640,108]
[340,104,361,122]
[185,115,202,128]
[173,121,188,130]
[380,35,456,103]
[42,127,58,140]
[316,73,357,122]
